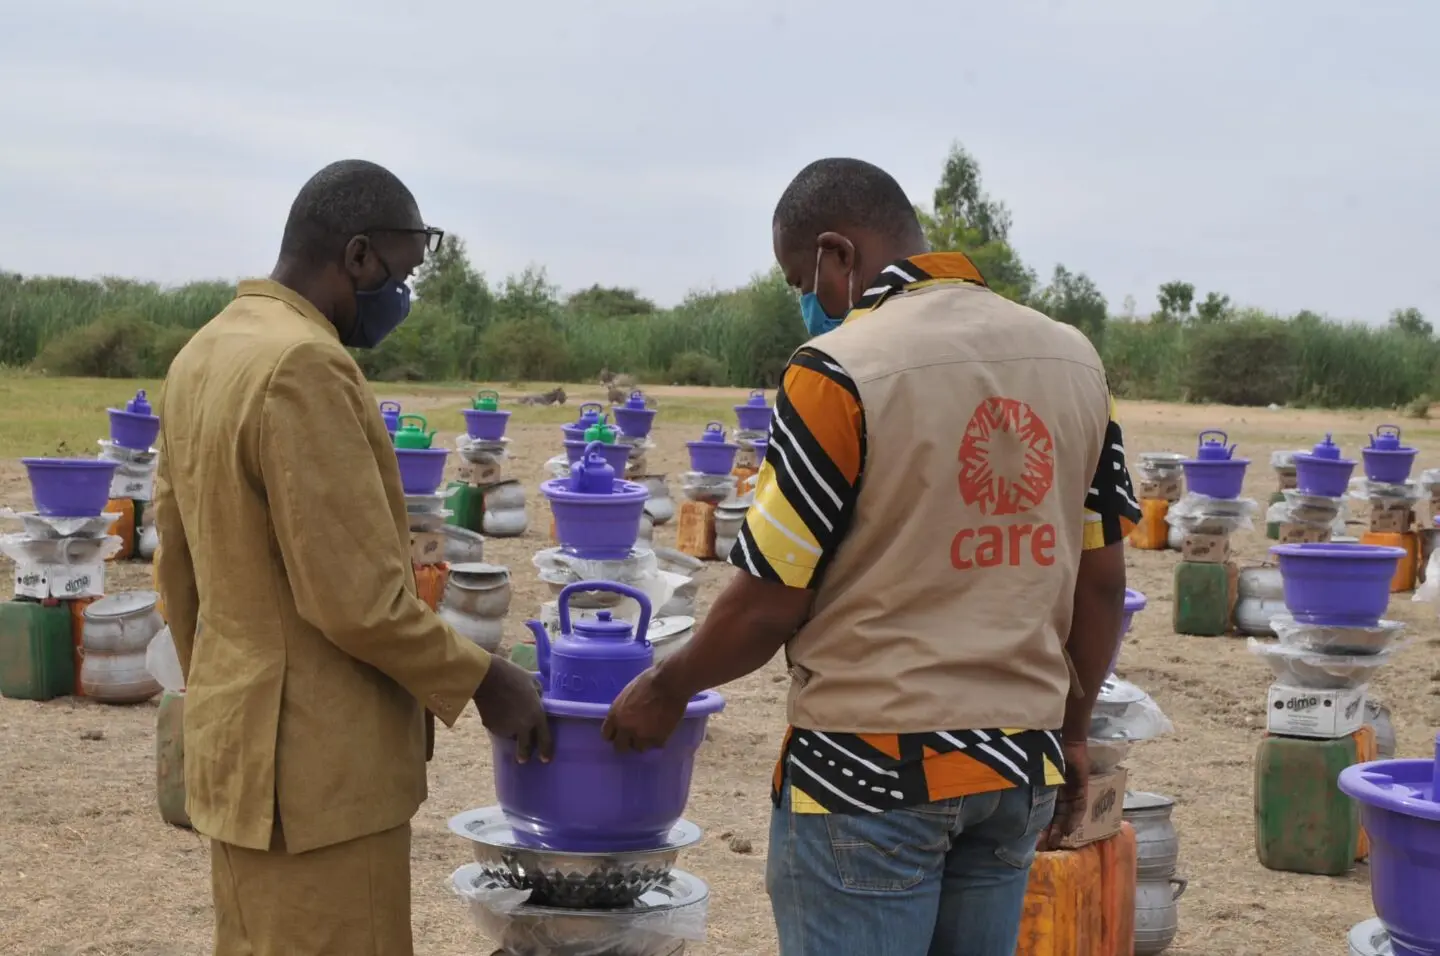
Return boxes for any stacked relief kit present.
[1168,431,1257,636]
[449,391,528,540]
[1354,425,1423,593]
[103,389,162,560]
[1127,452,1185,551]
[1251,540,1407,877]
[677,423,740,561]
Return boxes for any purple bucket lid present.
[1270,542,1408,562]
[21,457,119,471]
[1338,734,1440,823]
[1124,588,1147,613]
[534,687,726,720]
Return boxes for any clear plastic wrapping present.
[1348,476,1423,504]
[1269,613,1406,656]
[1089,678,1174,742]
[1086,737,1131,775]
[1163,492,1259,534]
[1270,449,1306,473]
[1419,467,1440,492]
[0,532,123,566]
[1134,452,1186,483]
[0,508,117,539]
[452,865,707,956]
[1415,546,1440,605]
[680,472,737,504]
[1247,638,1400,690]
[454,434,510,465]
[1265,490,1347,533]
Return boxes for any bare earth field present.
[1,384,1438,956]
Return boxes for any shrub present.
[668,351,725,386]
[476,318,571,381]
[1182,314,1297,406]
[30,311,188,378]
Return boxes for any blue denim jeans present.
[767,781,1057,956]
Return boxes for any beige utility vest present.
[787,282,1110,734]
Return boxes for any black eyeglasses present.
[364,225,446,254]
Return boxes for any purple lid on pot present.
[568,442,617,494]
[1193,429,1236,461]
[1308,434,1343,461]
[698,421,727,443]
[572,609,635,640]
[624,390,647,409]
[125,390,154,417]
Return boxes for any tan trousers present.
[211,819,413,956]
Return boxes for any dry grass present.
[1,385,1438,955]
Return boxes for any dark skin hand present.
[603,573,813,752]
[474,656,554,763]
[1040,541,1127,850]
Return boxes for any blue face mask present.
[798,245,852,337]
[344,254,412,349]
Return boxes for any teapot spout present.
[525,620,552,684]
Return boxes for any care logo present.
[951,397,1059,570]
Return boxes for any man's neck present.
[269,261,338,327]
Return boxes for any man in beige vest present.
[154,159,551,956]
[605,158,1139,954]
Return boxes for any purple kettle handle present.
[379,401,401,413]
[1377,424,1401,440]
[557,581,653,648]
[1198,429,1228,447]
[579,401,603,416]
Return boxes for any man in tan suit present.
[153,159,551,956]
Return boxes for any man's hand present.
[473,657,553,763]
[1039,739,1090,850]
[602,667,690,753]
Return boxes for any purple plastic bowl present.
[1270,542,1406,627]
[1294,454,1356,498]
[613,404,657,440]
[1108,588,1147,677]
[492,691,726,852]
[393,447,450,495]
[562,440,629,473]
[541,477,649,560]
[461,408,510,441]
[107,409,160,452]
[753,438,769,464]
[1338,739,1440,956]
[1181,459,1250,499]
[21,458,120,517]
[687,440,739,476]
[734,390,772,433]
[1364,447,1419,486]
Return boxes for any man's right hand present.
[473,657,553,763]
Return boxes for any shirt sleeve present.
[1083,395,1142,550]
[727,347,865,588]
[259,341,491,726]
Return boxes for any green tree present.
[1194,291,1232,324]
[566,285,656,318]
[493,266,561,326]
[412,235,493,328]
[1155,281,1195,322]
[914,142,1037,303]
[1389,307,1432,338]
[1033,265,1107,345]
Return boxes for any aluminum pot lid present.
[1123,791,1175,812]
[1097,677,1147,706]
[85,590,159,618]
[648,615,696,644]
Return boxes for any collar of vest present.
[844,252,989,326]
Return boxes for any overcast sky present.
[1,0,1435,323]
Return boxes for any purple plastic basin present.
[1108,588,1147,677]
[541,477,649,560]
[563,440,629,473]
[1270,542,1406,627]
[393,447,449,495]
[1364,447,1419,485]
[1181,459,1250,499]
[753,438,769,464]
[461,408,510,441]
[492,691,726,852]
[21,458,120,517]
[1294,455,1356,498]
[108,409,160,452]
[1338,737,1440,956]
[613,404,657,440]
[734,389,772,433]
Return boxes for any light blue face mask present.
[798,246,852,337]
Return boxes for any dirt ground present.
[1,391,1438,956]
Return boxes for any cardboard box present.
[1136,477,1183,503]
[1277,522,1329,544]
[1266,682,1367,739]
[409,531,445,566]
[1276,470,1298,491]
[1369,499,1414,534]
[1060,766,1128,848]
[456,458,503,486]
[677,499,717,561]
[13,562,106,600]
[1181,531,1230,564]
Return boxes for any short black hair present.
[278,159,419,266]
[773,158,923,250]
